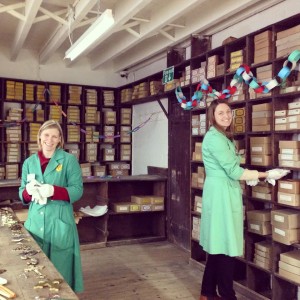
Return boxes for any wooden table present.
[0,208,78,300]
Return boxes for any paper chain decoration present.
[0,96,157,140]
[175,49,300,110]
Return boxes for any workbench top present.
[0,208,78,300]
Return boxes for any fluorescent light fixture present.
[65,9,114,61]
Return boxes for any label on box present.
[275,228,286,236]
[274,215,284,222]
[280,183,293,190]
[250,224,260,231]
[279,194,292,202]
[252,146,263,152]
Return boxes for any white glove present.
[26,179,42,195]
[37,184,54,198]
[246,180,259,186]
[31,189,47,205]
[267,168,290,180]
[266,168,290,186]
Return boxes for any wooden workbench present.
[0,208,78,300]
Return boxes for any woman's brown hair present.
[207,99,234,140]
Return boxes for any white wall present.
[132,98,168,175]
[0,46,121,87]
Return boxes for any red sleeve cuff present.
[22,189,32,203]
[51,186,70,202]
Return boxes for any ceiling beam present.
[11,0,43,61]
[112,0,271,72]
[90,0,201,70]
[33,8,68,24]
[0,2,25,20]
[39,0,98,64]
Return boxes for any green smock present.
[19,148,84,292]
[200,126,245,257]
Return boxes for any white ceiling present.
[0,0,285,74]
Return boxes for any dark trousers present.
[201,254,237,300]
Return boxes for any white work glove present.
[31,189,47,205]
[26,179,42,195]
[266,168,290,186]
[246,180,259,186]
[37,184,54,198]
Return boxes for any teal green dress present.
[200,127,245,257]
[19,148,84,292]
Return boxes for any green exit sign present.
[162,66,174,84]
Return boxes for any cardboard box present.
[254,258,272,270]
[272,227,300,245]
[151,204,164,211]
[279,268,300,284]
[111,202,130,213]
[252,124,271,132]
[250,136,271,144]
[252,191,272,201]
[247,220,271,235]
[271,209,300,229]
[278,192,300,207]
[252,103,272,111]
[279,141,300,149]
[280,250,300,267]
[251,144,271,155]
[279,180,300,194]
[131,195,152,205]
[247,210,271,221]
[255,240,272,254]
[251,154,272,166]
[279,260,300,276]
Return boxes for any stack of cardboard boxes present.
[192,216,200,241]
[68,85,82,105]
[230,50,243,72]
[271,209,300,245]
[233,108,246,133]
[191,166,205,189]
[275,99,300,131]
[254,30,272,64]
[252,102,272,132]
[276,24,300,58]
[191,62,206,84]
[279,250,300,284]
[206,55,218,78]
[191,114,206,136]
[251,181,272,201]
[179,65,191,87]
[111,195,164,213]
[278,140,300,168]
[278,179,300,207]
[120,88,133,103]
[103,90,115,106]
[247,210,272,236]
[192,142,202,162]
[253,240,272,270]
[250,136,272,166]
[86,89,97,105]
[120,108,131,125]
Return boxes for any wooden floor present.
[78,241,250,300]
[78,241,200,300]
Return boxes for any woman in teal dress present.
[19,120,84,293]
[199,99,289,300]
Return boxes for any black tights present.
[201,254,237,300]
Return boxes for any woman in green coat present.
[19,120,84,293]
[199,100,289,300]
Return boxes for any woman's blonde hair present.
[37,120,64,150]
